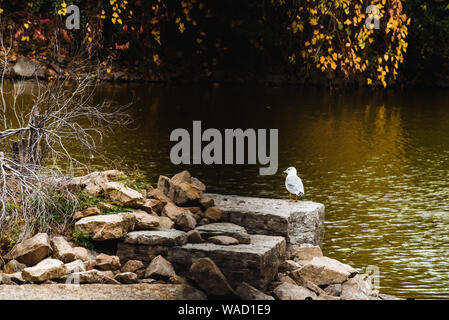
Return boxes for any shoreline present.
[0,169,395,300]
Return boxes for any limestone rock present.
[340,274,379,300]
[3,260,26,274]
[147,188,172,204]
[145,255,176,280]
[5,233,52,266]
[162,202,191,221]
[69,170,124,196]
[191,177,206,192]
[157,172,204,206]
[278,260,302,273]
[129,209,160,230]
[114,272,138,284]
[73,207,101,220]
[235,282,275,300]
[73,247,91,261]
[51,236,76,263]
[67,269,120,284]
[199,196,214,209]
[279,275,297,285]
[188,257,235,297]
[195,223,251,244]
[186,230,204,243]
[95,253,121,271]
[208,235,239,245]
[198,218,210,226]
[273,282,317,300]
[288,244,323,263]
[158,216,175,229]
[75,212,137,241]
[295,256,357,286]
[22,258,66,282]
[97,202,115,211]
[171,170,192,184]
[124,229,188,246]
[108,185,144,208]
[176,213,197,231]
[324,283,342,296]
[204,206,222,222]
[142,199,164,214]
[121,260,144,273]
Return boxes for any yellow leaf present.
[117,19,122,24]
[309,18,318,26]
[320,56,325,64]
[330,61,337,70]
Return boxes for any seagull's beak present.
[282,170,287,175]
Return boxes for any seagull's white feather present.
[284,167,304,196]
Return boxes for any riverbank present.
[0,169,392,300]
[5,54,449,88]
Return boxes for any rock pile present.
[0,170,387,300]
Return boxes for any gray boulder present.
[51,236,76,263]
[145,255,176,280]
[294,256,357,286]
[114,272,138,284]
[4,233,52,266]
[3,259,26,274]
[22,258,66,282]
[188,257,235,297]
[273,282,317,300]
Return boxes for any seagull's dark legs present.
[295,194,298,202]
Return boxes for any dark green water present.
[11,82,449,299]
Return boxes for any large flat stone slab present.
[117,234,286,290]
[206,194,325,245]
[123,229,188,246]
[0,284,206,300]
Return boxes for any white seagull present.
[283,167,304,202]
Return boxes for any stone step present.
[0,284,206,300]
[205,193,325,246]
[117,234,286,290]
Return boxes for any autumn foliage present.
[0,0,447,86]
